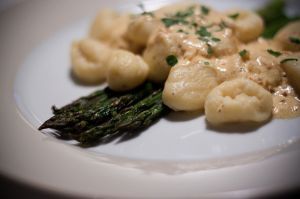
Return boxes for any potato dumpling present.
[163,63,219,111]
[211,28,239,56]
[281,57,300,94]
[106,49,149,91]
[143,32,181,83]
[226,9,264,43]
[205,78,273,125]
[125,15,159,47]
[71,38,111,84]
[89,9,130,48]
[275,20,300,52]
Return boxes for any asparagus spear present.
[79,89,170,146]
[51,88,111,115]
[39,82,158,135]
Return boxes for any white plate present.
[1,0,300,198]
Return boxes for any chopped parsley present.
[216,21,228,32]
[196,26,211,37]
[201,5,210,15]
[175,6,194,18]
[191,21,198,27]
[199,37,209,42]
[161,6,195,28]
[220,21,228,28]
[267,49,282,57]
[207,44,213,56]
[204,61,210,65]
[142,12,154,17]
[280,58,298,64]
[289,37,300,44]
[166,55,178,66]
[239,49,249,60]
[161,18,188,27]
[228,13,240,20]
[211,37,221,42]
[177,29,188,34]
[239,49,247,57]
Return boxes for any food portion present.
[275,21,300,52]
[205,78,273,125]
[163,62,219,111]
[225,9,264,43]
[40,0,300,145]
[39,82,170,145]
[71,38,111,84]
[281,55,300,93]
[106,49,149,91]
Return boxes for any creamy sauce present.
[99,3,300,119]
[272,83,300,118]
[147,4,300,119]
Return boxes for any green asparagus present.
[78,90,170,146]
[39,82,160,137]
[51,88,111,115]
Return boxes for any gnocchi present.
[275,21,300,52]
[143,32,181,83]
[226,10,264,43]
[163,63,219,111]
[125,15,160,47]
[281,56,300,94]
[107,49,149,91]
[70,2,300,125]
[205,78,273,124]
[71,38,111,84]
[89,9,130,49]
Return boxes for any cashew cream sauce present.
[153,4,300,118]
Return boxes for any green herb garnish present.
[216,21,228,32]
[289,37,300,44]
[161,18,175,27]
[177,29,188,34]
[204,61,210,65]
[212,37,221,42]
[280,58,298,64]
[166,55,178,66]
[175,6,194,18]
[239,49,248,57]
[161,6,195,28]
[228,13,240,20]
[239,49,249,60]
[196,26,211,37]
[191,21,198,27]
[199,37,209,42]
[201,6,210,15]
[142,12,154,17]
[207,44,213,56]
[267,49,282,57]
[220,21,228,28]
[161,18,188,27]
